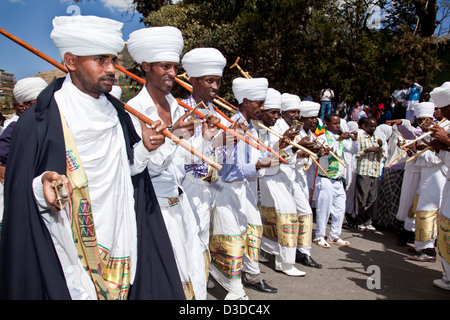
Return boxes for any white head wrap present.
[347,121,359,132]
[264,88,281,110]
[281,93,301,112]
[181,48,226,78]
[375,124,393,142]
[50,15,124,59]
[299,101,320,117]
[109,85,122,99]
[430,82,450,108]
[414,101,436,119]
[127,26,183,64]
[13,77,48,105]
[232,77,268,104]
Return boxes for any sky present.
[0,0,145,80]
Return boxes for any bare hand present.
[202,115,220,141]
[42,171,73,211]
[141,119,167,151]
[0,165,5,184]
[170,112,198,139]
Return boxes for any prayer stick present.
[311,135,347,168]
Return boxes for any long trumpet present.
[114,65,287,164]
[230,57,252,79]
[0,27,223,171]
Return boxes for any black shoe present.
[406,250,436,262]
[296,252,322,269]
[244,280,277,294]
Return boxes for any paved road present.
[207,220,450,300]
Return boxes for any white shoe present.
[275,256,306,277]
[224,290,249,300]
[365,224,376,231]
[433,278,450,290]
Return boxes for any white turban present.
[414,102,436,119]
[264,88,281,110]
[232,77,268,104]
[127,26,183,64]
[109,85,122,99]
[375,124,393,142]
[13,77,48,105]
[299,101,320,117]
[347,121,359,132]
[281,93,301,112]
[182,48,226,78]
[430,82,450,108]
[50,15,124,59]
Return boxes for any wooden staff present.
[406,146,432,163]
[0,27,223,171]
[402,118,448,148]
[387,118,448,167]
[230,57,252,79]
[115,65,287,164]
[311,135,347,168]
[253,121,316,158]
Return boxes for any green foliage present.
[131,0,446,106]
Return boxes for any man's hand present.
[429,125,450,146]
[256,156,281,170]
[364,147,381,153]
[202,115,220,141]
[0,165,5,184]
[42,171,73,212]
[141,119,167,152]
[170,112,198,139]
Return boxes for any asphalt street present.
[207,220,450,301]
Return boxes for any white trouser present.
[315,176,346,240]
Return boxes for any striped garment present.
[356,131,385,178]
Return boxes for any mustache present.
[100,74,115,82]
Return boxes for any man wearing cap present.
[313,113,359,248]
[258,89,309,276]
[0,15,184,300]
[127,27,222,300]
[428,82,450,289]
[404,102,448,262]
[271,97,322,269]
[209,77,278,300]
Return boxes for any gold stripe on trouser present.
[415,210,438,242]
[297,214,313,248]
[260,204,299,248]
[182,281,195,300]
[203,249,211,281]
[438,214,450,265]
[260,205,277,242]
[245,223,263,262]
[99,246,131,300]
[407,195,419,220]
[209,234,245,279]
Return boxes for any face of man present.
[300,116,318,132]
[434,107,443,120]
[326,115,341,134]
[260,109,280,127]
[190,75,221,103]
[440,105,450,119]
[282,109,300,126]
[67,54,117,98]
[143,61,179,95]
[242,99,265,121]
[363,118,377,135]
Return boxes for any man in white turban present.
[428,82,450,290]
[209,77,279,300]
[127,28,220,300]
[5,77,48,129]
[258,89,314,277]
[0,76,48,240]
[0,15,184,300]
[402,102,448,263]
[179,47,230,290]
[268,96,322,270]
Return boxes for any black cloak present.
[0,78,185,300]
